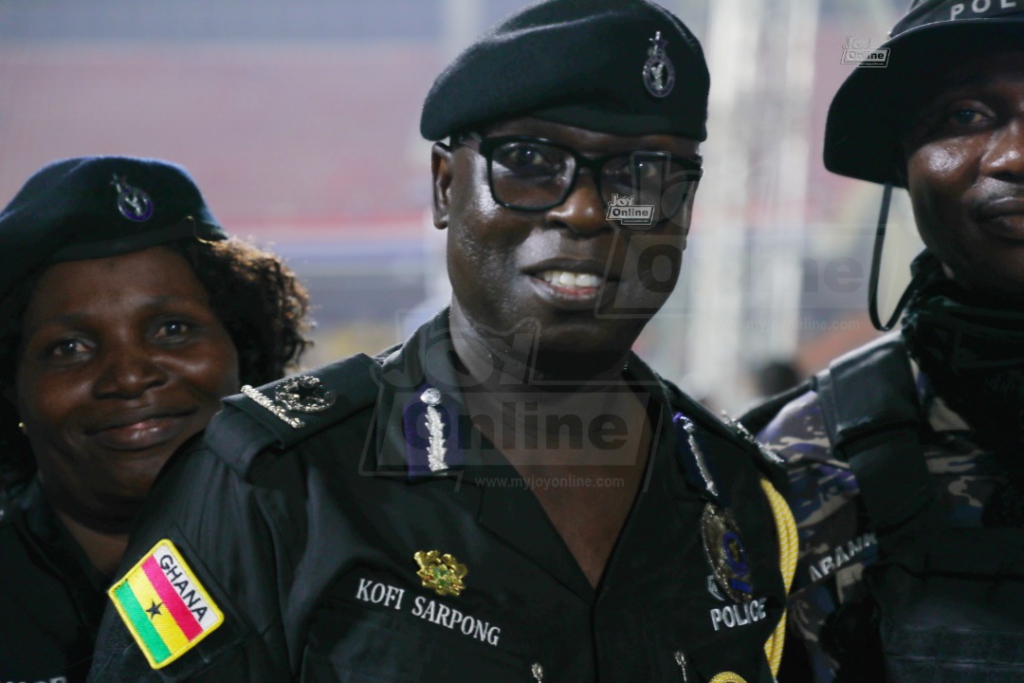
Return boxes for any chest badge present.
[642,30,675,98]
[111,174,154,222]
[701,503,754,603]
[414,550,467,597]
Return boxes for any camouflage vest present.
[815,336,1024,682]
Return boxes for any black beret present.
[825,0,1024,186]
[0,156,226,301]
[420,0,710,141]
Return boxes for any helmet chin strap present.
[868,183,920,331]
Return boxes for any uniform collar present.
[368,309,699,493]
[367,310,711,600]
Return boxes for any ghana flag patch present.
[108,539,224,669]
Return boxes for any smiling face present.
[904,51,1024,297]
[432,117,700,364]
[14,246,239,526]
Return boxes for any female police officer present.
[0,156,310,682]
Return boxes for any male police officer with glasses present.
[741,1,1024,681]
[89,1,793,681]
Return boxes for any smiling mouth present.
[526,267,616,311]
[537,269,605,291]
[89,411,198,452]
[90,410,192,434]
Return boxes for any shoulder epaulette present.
[667,380,791,488]
[664,380,740,443]
[206,353,381,476]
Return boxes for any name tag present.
[354,577,502,646]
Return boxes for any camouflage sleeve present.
[756,389,878,683]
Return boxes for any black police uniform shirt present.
[88,311,786,683]
[0,479,108,683]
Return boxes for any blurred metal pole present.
[748,0,820,368]
[406,0,483,337]
[683,0,764,406]
[683,0,819,409]
[442,0,483,59]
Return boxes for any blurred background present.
[0,0,918,413]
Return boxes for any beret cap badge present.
[643,31,675,98]
[111,173,154,222]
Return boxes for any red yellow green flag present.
[108,539,224,669]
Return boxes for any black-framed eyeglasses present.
[457,133,703,221]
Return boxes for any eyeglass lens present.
[488,140,696,217]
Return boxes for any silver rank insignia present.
[678,415,719,498]
[421,388,448,472]
[642,31,675,98]
[275,375,336,413]
[722,412,785,466]
[111,174,154,222]
[701,502,754,603]
[240,375,336,430]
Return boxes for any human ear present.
[431,142,454,231]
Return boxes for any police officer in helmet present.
[89,1,794,681]
[742,1,1024,681]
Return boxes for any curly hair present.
[0,237,312,492]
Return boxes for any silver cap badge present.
[642,31,675,98]
[111,174,154,222]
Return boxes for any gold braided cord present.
[709,673,749,683]
[759,476,799,679]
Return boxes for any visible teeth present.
[539,270,603,288]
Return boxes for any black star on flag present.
[146,600,163,619]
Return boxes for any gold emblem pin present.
[414,550,467,597]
